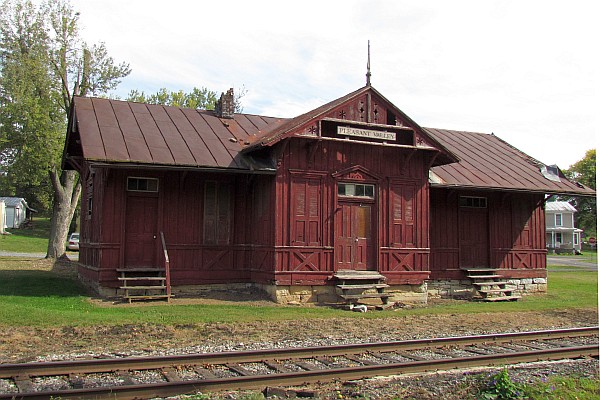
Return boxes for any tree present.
[0,0,130,258]
[126,85,247,112]
[127,87,218,110]
[564,149,596,236]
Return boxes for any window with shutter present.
[291,178,321,246]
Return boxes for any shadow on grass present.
[6,217,51,240]
[0,267,87,297]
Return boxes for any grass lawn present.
[0,217,51,253]
[0,257,596,328]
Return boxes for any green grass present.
[0,217,51,253]
[0,257,596,328]
[523,376,600,399]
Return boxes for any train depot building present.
[63,85,593,304]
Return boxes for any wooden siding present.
[273,137,433,285]
[430,189,547,280]
[78,167,277,288]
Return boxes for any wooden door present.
[124,195,159,267]
[336,203,373,270]
[459,208,489,267]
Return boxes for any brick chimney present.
[215,88,235,119]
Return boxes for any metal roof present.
[64,92,594,197]
[426,128,594,196]
[65,96,286,171]
[0,197,31,209]
[545,201,577,212]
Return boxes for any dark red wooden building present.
[63,85,593,303]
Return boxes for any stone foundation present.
[79,270,428,305]
[428,277,547,299]
[262,283,428,305]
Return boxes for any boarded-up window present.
[391,185,416,247]
[291,178,321,246]
[512,198,532,248]
[204,181,232,245]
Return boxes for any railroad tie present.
[162,367,182,382]
[13,375,34,393]
[69,373,85,389]
[193,366,218,379]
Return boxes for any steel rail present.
[0,326,596,378]
[1,344,596,400]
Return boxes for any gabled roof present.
[427,128,594,196]
[244,85,458,166]
[0,197,27,208]
[545,201,577,212]
[63,96,286,171]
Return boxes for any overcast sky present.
[71,0,597,170]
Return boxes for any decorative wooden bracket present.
[306,139,321,168]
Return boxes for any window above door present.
[338,183,375,199]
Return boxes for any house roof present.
[426,128,594,196]
[63,96,286,171]
[0,197,27,208]
[545,201,577,212]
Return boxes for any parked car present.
[67,232,80,251]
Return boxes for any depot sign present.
[338,126,396,141]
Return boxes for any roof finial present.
[366,40,372,86]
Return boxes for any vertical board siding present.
[274,138,431,284]
[430,189,547,279]
[82,167,278,288]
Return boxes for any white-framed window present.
[127,177,159,192]
[555,213,563,226]
[338,183,375,199]
[555,232,563,245]
[574,233,579,246]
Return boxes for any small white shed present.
[0,197,30,229]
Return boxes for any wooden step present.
[124,294,172,302]
[336,284,389,290]
[120,285,167,290]
[472,281,509,286]
[117,267,164,273]
[460,267,500,273]
[334,270,385,281]
[478,288,514,294]
[467,274,503,279]
[340,293,390,300]
[118,277,166,281]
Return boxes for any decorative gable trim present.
[332,165,382,182]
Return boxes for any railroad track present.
[0,326,597,400]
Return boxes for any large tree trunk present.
[47,168,81,259]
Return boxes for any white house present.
[545,201,582,253]
[0,197,30,229]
